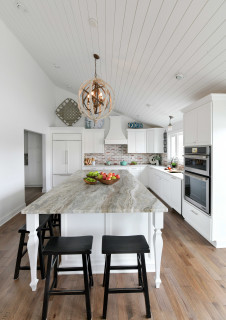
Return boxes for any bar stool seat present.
[14,214,53,280]
[43,236,92,254]
[42,236,93,320]
[102,235,152,319]
[102,235,150,254]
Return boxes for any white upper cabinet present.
[84,129,104,153]
[127,130,146,153]
[183,102,212,146]
[197,103,212,145]
[146,128,164,153]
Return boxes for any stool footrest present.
[49,289,86,296]
[108,288,144,294]
[57,267,83,272]
[110,265,138,270]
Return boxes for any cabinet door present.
[53,141,67,174]
[84,131,94,153]
[148,168,154,190]
[161,175,171,204]
[127,131,136,153]
[140,167,148,186]
[170,176,182,214]
[128,168,141,181]
[197,103,212,145]
[67,141,82,174]
[94,131,104,153]
[153,129,164,153]
[183,109,197,146]
[146,130,154,153]
[135,131,146,153]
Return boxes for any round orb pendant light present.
[78,54,114,122]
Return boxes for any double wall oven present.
[184,146,211,215]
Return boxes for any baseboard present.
[25,185,42,188]
[42,187,51,193]
[211,240,226,248]
[0,202,26,227]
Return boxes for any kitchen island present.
[22,170,167,291]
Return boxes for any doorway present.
[24,130,43,205]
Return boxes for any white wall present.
[24,131,43,187]
[0,19,56,225]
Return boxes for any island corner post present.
[22,170,167,291]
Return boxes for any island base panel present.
[60,213,155,274]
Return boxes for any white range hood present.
[105,116,128,144]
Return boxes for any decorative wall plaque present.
[56,98,82,126]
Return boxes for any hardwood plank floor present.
[1,192,226,319]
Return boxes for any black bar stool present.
[14,214,54,280]
[42,236,93,320]
[51,214,61,235]
[102,235,151,319]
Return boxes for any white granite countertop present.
[148,165,183,180]
[83,164,183,179]
[22,170,167,214]
[82,164,148,170]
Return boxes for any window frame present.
[167,130,184,164]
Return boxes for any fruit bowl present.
[86,171,99,178]
[83,178,97,185]
[98,178,120,185]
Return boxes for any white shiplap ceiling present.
[0,0,225,127]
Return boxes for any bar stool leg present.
[53,255,58,288]
[48,220,54,237]
[140,253,151,318]
[137,253,143,286]
[82,254,92,320]
[87,254,94,287]
[102,254,111,319]
[42,255,52,320]
[38,231,45,279]
[102,257,106,287]
[14,232,26,279]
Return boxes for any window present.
[168,131,183,163]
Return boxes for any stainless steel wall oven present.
[184,146,211,215]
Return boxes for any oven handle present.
[184,171,209,181]
[184,155,209,159]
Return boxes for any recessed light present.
[16,1,28,12]
[53,64,61,69]
[88,18,98,28]
[175,73,184,80]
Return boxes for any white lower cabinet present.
[128,166,148,186]
[148,167,182,214]
[170,176,182,213]
[183,200,211,240]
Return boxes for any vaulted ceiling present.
[0,0,225,126]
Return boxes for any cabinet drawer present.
[53,133,82,141]
[183,200,211,240]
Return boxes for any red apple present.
[106,177,111,180]
[116,174,120,179]
[102,176,106,180]
[112,173,115,176]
